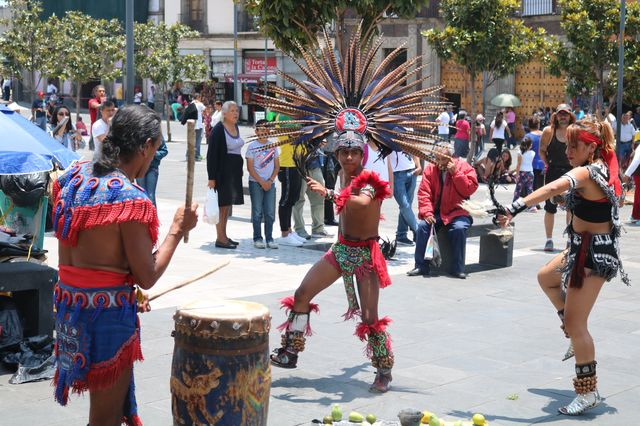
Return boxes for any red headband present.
[575,130,621,196]
[576,130,603,146]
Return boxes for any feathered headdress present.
[247,22,452,175]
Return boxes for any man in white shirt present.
[436,106,450,140]
[193,93,206,161]
[618,112,636,165]
[91,100,116,160]
[47,81,58,96]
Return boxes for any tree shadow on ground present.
[448,387,617,424]
[271,362,422,405]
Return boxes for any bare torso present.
[337,174,382,241]
[58,225,130,274]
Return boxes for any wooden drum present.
[170,300,271,425]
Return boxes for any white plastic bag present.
[424,225,441,267]
[203,188,219,225]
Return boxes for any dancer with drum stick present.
[246,24,450,392]
[51,105,198,426]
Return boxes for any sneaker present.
[291,231,310,242]
[254,240,266,249]
[278,234,304,247]
[631,220,640,226]
[544,240,554,252]
[396,236,414,246]
[311,230,333,238]
[266,240,279,249]
[527,206,537,213]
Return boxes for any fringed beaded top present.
[52,161,159,247]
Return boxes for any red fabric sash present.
[338,234,391,288]
[59,265,134,288]
[569,232,592,289]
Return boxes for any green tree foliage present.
[54,11,125,118]
[548,0,640,108]
[134,22,208,140]
[0,0,56,101]
[423,0,548,161]
[245,0,430,54]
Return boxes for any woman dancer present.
[498,118,629,415]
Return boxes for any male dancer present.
[270,131,394,393]
[539,103,575,251]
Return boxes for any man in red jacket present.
[408,145,479,279]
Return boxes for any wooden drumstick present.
[184,119,196,243]
[148,259,230,301]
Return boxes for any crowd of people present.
[37,86,640,417]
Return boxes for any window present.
[181,0,205,33]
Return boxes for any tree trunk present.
[29,70,36,103]
[75,81,82,121]
[467,70,478,163]
[164,88,172,142]
[335,10,346,57]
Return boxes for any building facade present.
[174,0,566,126]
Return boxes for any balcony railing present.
[521,0,557,16]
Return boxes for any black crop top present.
[573,196,612,223]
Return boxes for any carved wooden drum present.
[170,300,271,425]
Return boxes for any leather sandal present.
[215,240,237,249]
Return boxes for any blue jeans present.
[453,138,469,158]
[414,215,472,274]
[195,128,203,158]
[617,141,632,165]
[393,170,417,239]
[507,123,516,148]
[249,180,276,242]
[137,167,159,206]
[35,116,47,131]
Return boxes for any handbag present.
[203,188,220,225]
[424,225,442,267]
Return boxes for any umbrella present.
[490,93,521,108]
[0,105,79,174]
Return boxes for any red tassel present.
[355,322,370,342]
[278,295,320,314]
[55,200,159,247]
[123,414,143,426]
[370,316,392,333]
[69,332,144,394]
[279,295,295,312]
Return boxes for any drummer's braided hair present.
[93,105,161,176]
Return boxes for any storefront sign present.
[244,57,277,74]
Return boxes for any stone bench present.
[435,222,514,272]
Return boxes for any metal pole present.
[233,1,238,104]
[616,0,626,140]
[264,37,268,98]
[126,0,135,105]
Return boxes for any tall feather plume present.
[248,21,450,176]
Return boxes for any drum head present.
[174,299,270,338]
[177,299,269,320]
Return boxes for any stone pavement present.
[2,121,640,425]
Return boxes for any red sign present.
[244,57,277,74]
